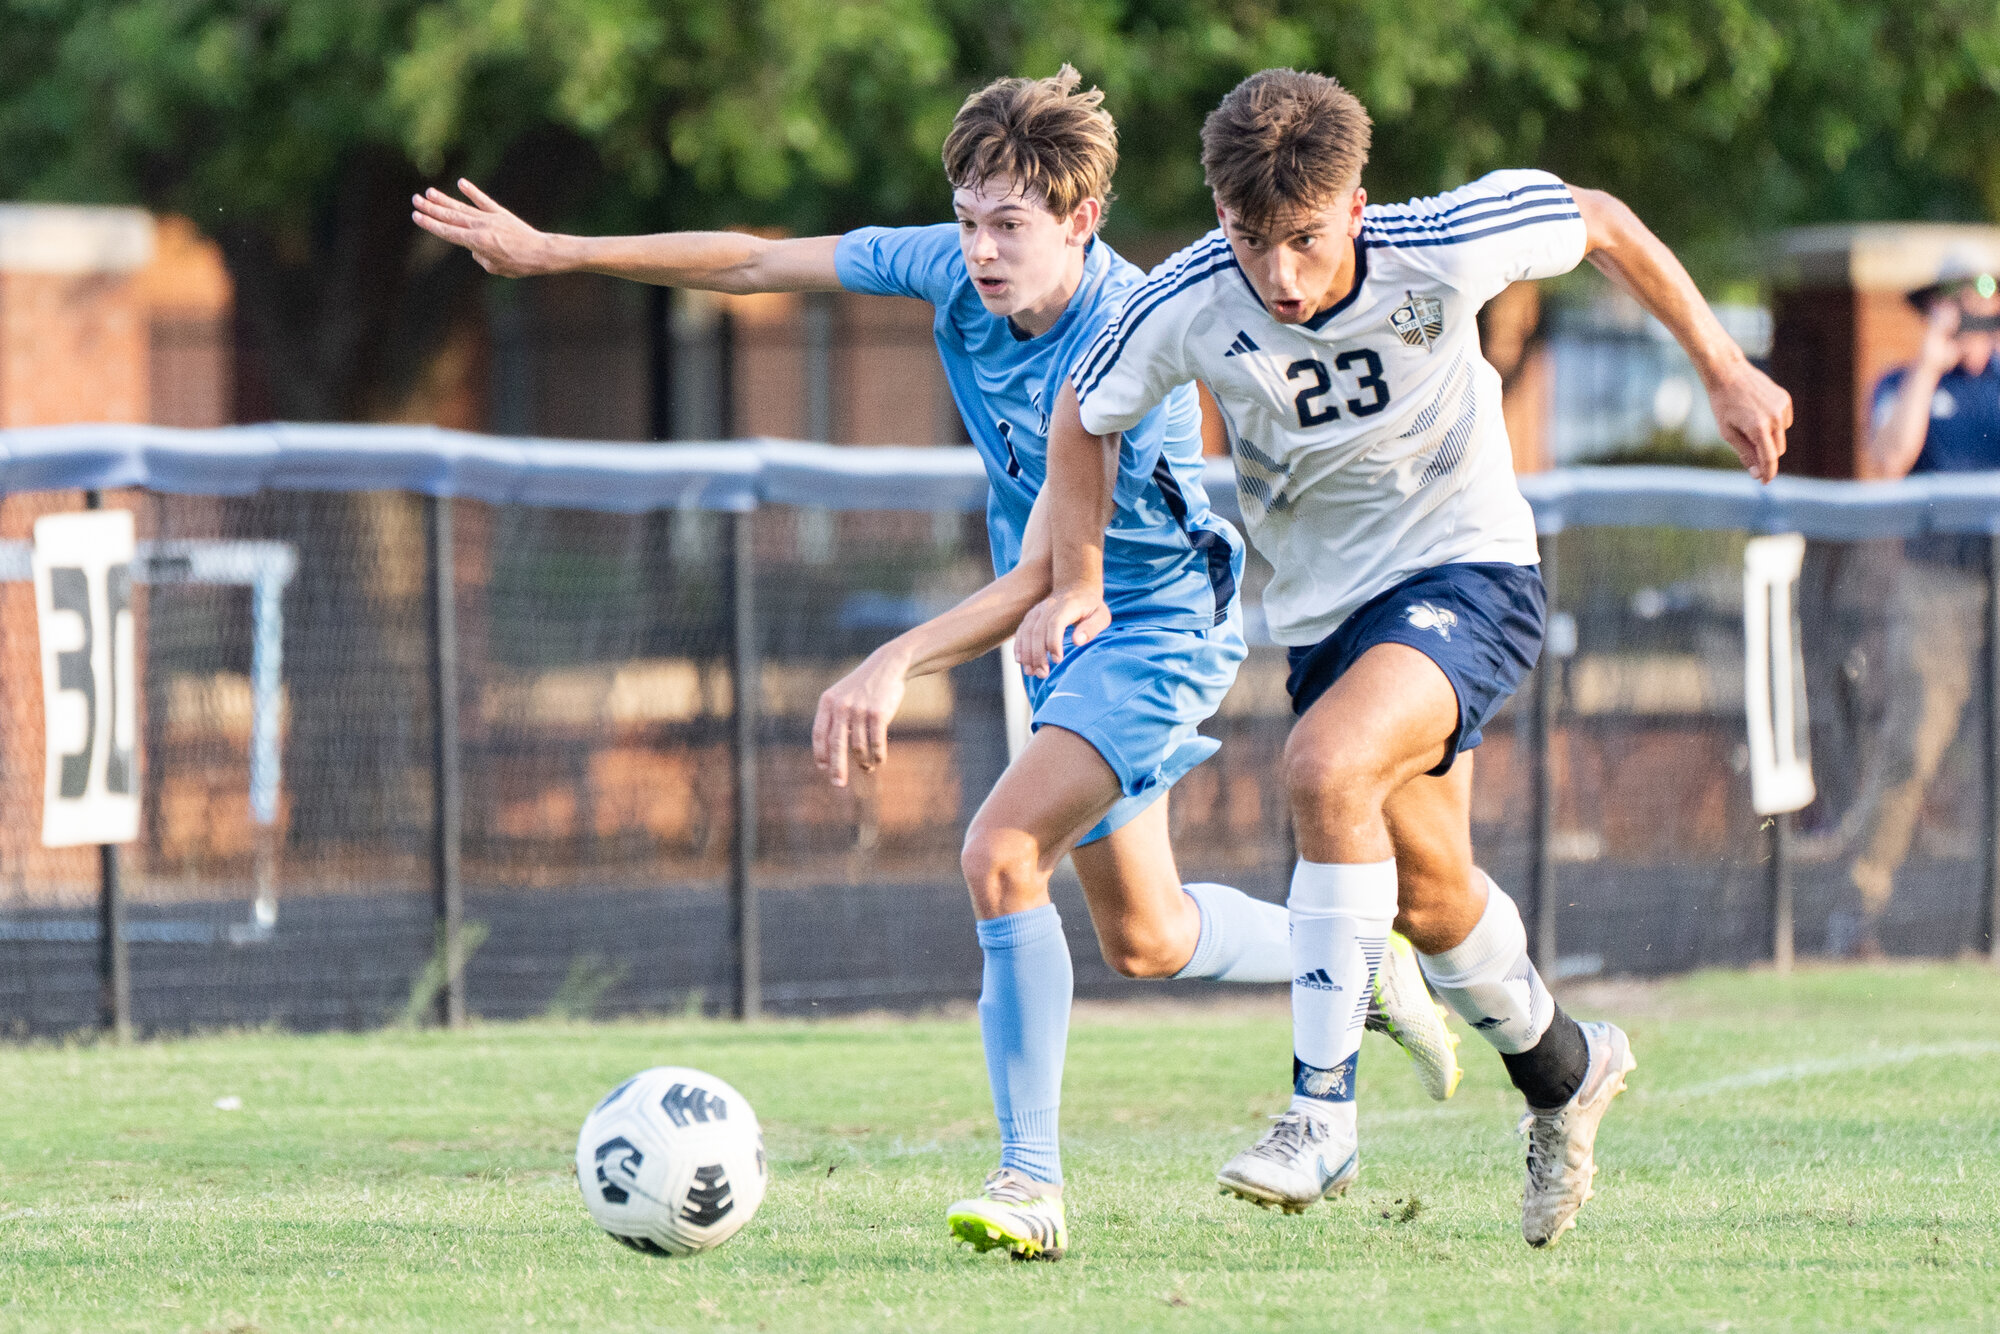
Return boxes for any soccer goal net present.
[0,425,1995,1034]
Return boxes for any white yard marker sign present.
[1743,532,1815,817]
[33,510,140,847]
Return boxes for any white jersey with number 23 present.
[1073,169,1588,647]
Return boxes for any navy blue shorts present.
[1285,562,1545,776]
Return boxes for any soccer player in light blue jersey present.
[414,66,1457,1260]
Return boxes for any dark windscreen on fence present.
[0,431,1994,1033]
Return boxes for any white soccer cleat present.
[1216,1110,1358,1214]
[1519,1020,1637,1248]
[1366,931,1463,1101]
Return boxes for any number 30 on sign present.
[33,510,140,848]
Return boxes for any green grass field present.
[1,963,1995,1333]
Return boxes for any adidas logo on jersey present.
[1223,331,1261,357]
[1389,290,1444,352]
[1293,968,1340,991]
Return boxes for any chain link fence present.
[1,430,1995,1034]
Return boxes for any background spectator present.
[1834,252,2000,954]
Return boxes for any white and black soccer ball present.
[574,1066,767,1256]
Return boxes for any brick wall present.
[0,206,154,427]
[0,209,158,899]
[136,217,234,429]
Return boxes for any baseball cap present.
[1908,247,2000,310]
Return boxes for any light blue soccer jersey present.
[835,223,1241,631]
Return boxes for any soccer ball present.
[574,1066,767,1256]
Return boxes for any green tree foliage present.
[0,0,974,416]
[1,0,1995,418]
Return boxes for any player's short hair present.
[1201,69,1373,229]
[942,64,1117,223]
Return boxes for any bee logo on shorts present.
[1389,290,1444,352]
[1299,1062,1351,1099]
[1405,602,1457,640]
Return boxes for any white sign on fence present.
[33,510,140,847]
[1742,532,1815,817]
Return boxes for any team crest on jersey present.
[1405,602,1457,640]
[1389,290,1445,352]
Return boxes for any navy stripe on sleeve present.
[1364,189,1577,238]
[1363,207,1581,250]
[1071,237,1230,391]
[1365,180,1573,232]
[1076,254,1239,403]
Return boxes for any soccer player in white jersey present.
[416,68,1460,1262]
[1021,69,1792,1247]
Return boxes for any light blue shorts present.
[1023,602,1248,846]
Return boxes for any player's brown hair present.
[1200,69,1372,228]
[942,64,1117,222]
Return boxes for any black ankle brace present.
[1502,1004,1589,1110]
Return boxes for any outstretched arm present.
[1014,382,1117,676]
[813,496,1067,786]
[413,178,843,292]
[1570,187,1792,482]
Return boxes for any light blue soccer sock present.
[1173,882,1291,983]
[976,903,1073,1185]
[1288,860,1399,1137]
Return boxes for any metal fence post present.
[1530,536,1561,975]
[98,842,130,1040]
[84,489,132,1041]
[729,507,761,1020]
[426,494,465,1028]
[1986,532,2000,965]
[1770,811,1794,973]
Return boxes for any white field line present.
[1367,1104,1486,1125]
[1658,1040,2000,1100]
[1360,1040,2000,1123]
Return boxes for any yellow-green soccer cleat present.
[946,1168,1067,1261]
[1366,931,1463,1101]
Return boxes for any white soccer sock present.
[1416,873,1554,1055]
[1172,882,1290,983]
[1287,859,1398,1134]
